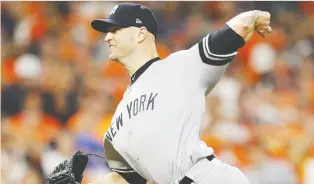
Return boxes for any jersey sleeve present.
[198,34,237,94]
[104,139,147,184]
[168,25,244,95]
[198,34,237,66]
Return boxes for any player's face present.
[104,26,137,61]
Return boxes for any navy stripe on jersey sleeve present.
[198,34,237,66]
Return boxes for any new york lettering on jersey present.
[106,92,158,141]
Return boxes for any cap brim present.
[91,19,129,33]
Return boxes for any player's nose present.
[104,32,114,42]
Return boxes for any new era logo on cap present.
[136,18,142,24]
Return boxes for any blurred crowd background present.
[1,1,314,184]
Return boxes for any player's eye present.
[107,27,123,34]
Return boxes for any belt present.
[178,154,216,184]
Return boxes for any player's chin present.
[109,54,119,62]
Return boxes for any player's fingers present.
[257,31,265,38]
[258,26,271,33]
[256,19,270,27]
[256,25,272,36]
[256,26,271,38]
[255,25,268,33]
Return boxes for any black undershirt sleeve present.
[198,24,245,66]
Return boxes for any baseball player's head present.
[91,3,158,63]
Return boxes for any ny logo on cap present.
[136,18,142,24]
[110,5,118,15]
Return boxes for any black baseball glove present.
[43,150,89,184]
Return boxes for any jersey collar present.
[130,57,160,85]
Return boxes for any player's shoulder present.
[149,46,197,78]
[160,44,199,64]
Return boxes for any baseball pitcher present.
[45,2,271,184]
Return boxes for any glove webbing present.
[43,153,105,184]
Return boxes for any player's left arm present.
[191,10,271,93]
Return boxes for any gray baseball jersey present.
[103,34,237,184]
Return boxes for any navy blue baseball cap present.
[91,3,158,37]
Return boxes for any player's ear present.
[136,27,148,43]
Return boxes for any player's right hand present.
[254,10,272,37]
[226,10,272,42]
